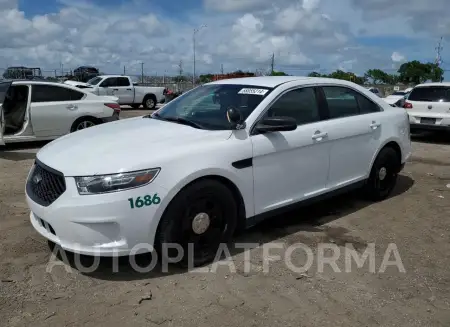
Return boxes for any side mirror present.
[256,116,297,133]
[226,107,246,129]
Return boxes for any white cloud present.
[0,0,448,78]
[391,51,406,63]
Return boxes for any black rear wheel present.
[156,179,237,268]
[364,147,400,201]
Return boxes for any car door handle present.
[312,131,328,140]
[370,121,381,129]
[66,104,77,110]
[112,88,119,91]
[126,88,132,90]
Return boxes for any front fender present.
[147,167,253,247]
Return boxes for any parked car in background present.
[367,87,382,97]
[403,83,450,132]
[73,66,100,83]
[25,76,411,267]
[0,80,120,145]
[65,75,166,109]
[383,88,413,107]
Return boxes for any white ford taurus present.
[25,76,412,266]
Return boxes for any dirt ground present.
[1,111,449,327]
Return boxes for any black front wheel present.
[155,180,238,268]
[364,147,400,201]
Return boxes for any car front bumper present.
[25,169,169,257]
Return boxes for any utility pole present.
[221,64,224,74]
[140,62,144,83]
[193,24,207,86]
[435,37,444,82]
[270,53,275,75]
[123,65,126,75]
[178,60,183,76]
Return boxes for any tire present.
[363,147,400,201]
[155,179,238,268]
[143,95,156,110]
[131,104,141,109]
[70,118,97,133]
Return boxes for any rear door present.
[0,81,13,145]
[115,77,134,104]
[30,84,86,136]
[407,86,450,125]
[318,85,383,188]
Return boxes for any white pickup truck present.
[64,75,166,109]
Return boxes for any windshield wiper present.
[163,116,204,129]
[144,112,203,129]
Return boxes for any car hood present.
[36,117,232,176]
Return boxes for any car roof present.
[8,80,90,93]
[97,75,127,79]
[414,82,450,88]
[206,76,361,88]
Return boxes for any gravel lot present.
[1,110,449,327]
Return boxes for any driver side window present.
[100,78,118,87]
[266,87,320,125]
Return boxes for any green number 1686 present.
[128,194,161,209]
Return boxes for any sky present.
[0,0,449,79]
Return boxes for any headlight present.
[75,168,160,195]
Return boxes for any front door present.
[251,86,331,215]
[0,81,13,145]
[319,85,383,188]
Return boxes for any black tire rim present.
[374,159,397,193]
[175,195,228,263]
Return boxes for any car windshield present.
[153,84,272,130]
[408,86,450,102]
[86,77,102,85]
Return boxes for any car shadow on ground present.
[51,175,414,281]
[0,141,49,161]
[411,131,450,145]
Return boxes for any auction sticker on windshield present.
[238,88,268,96]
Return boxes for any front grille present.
[26,160,66,207]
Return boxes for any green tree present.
[271,70,288,76]
[365,69,388,84]
[397,60,444,84]
[308,71,324,77]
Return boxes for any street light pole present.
[193,24,206,86]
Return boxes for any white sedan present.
[0,80,120,145]
[25,76,412,267]
[383,88,413,106]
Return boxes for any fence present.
[0,68,414,97]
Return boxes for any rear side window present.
[408,86,450,102]
[31,85,85,102]
[117,77,130,86]
[323,86,380,118]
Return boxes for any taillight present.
[403,102,413,109]
[105,103,121,114]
